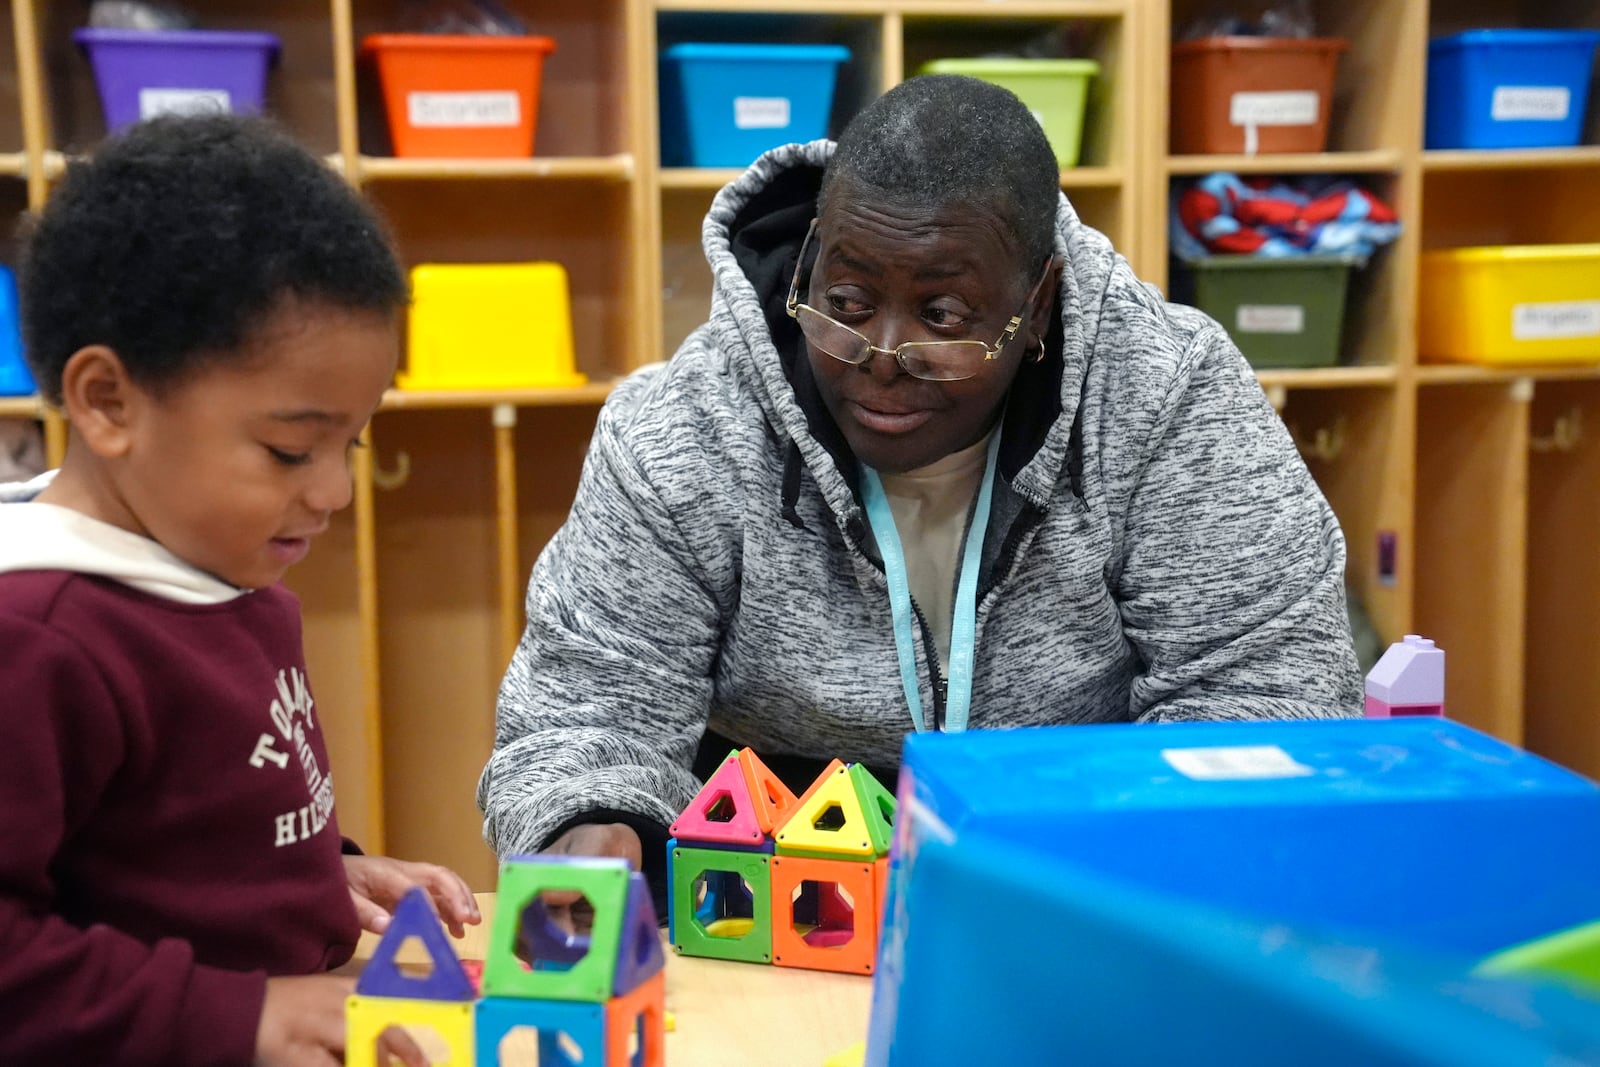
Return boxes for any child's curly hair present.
[20,114,407,403]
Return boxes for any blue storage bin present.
[659,42,850,168]
[1427,29,1600,150]
[0,266,33,397]
[867,718,1600,1065]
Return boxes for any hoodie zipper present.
[911,600,946,732]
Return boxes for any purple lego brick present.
[613,873,666,996]
[1365,635,1446,707]
[355,886,476,1001]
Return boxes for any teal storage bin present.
[867,718,1600,1065]
[0,266,33,397]
[659,43,850,168]
[1426,29,1600,150]
[1186,253,1359,368]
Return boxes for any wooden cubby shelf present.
[1,0,1597,887]
[358,155,637,182]
[1166,149,1404,175]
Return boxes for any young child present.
[0,115,478,1066]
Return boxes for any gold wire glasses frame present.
[784,218,1053,383]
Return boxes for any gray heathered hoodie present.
[478,140,1362,863]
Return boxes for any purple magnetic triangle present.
[611,873,666,996]
[355,886,476,1001]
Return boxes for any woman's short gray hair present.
[818,74,1061,277]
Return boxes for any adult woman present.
[479,75,1360,881]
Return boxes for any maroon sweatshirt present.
[0,551,361,1065]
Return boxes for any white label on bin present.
[1237,304,1306,334]
[1162,745,1314,781]
[1512,301,1600,340]
[139,88,231,120]
[1229,91,1318,127]
[734,97,791,130]
[407,91,520,128]
[1491,86,1570,122]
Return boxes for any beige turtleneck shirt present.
[876,430,993,673]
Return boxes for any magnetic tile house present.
[668,748,896,976]
[348,856,666,1067]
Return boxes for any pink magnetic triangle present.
[669,752,766,846]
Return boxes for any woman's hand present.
[535,823,644,935]
[342,854,481,938]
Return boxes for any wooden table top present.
[350,892,873,1066]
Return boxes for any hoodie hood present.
[700,139,1102,523]
[0,471,245,604]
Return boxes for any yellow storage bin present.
[400,262,586,390]
[1419,244,1600,365]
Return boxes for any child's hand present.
[343,854,481,938]
[255,975,431,1067]
[254,974,353,1067]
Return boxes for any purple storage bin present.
[74,29,281,134]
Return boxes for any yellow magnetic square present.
[346,994,475,1067]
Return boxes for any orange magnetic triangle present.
[669,749,766,846]
[775,761,874,858]
[738,748,800,836]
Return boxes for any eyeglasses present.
[785,217,1052,383]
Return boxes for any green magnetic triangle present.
[849,762,898,858]
[482,855,631,1002]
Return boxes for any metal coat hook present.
[1290,416,1346,463]
[1530,408,1583,454]
[372,450,412,491]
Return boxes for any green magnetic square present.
[483,856,631,1002]
[669,845,772,965]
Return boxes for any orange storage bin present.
[362,34,556,158]
[1170,36,1346,155]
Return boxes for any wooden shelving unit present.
[2,0,1598,887]
[1145,0,1600,777]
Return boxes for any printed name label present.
[408,91,520,128]
[1512,301,1600,341]
[1230,91,1318,127]
[1237,304,1306,334]
[1492,86,1570,122]
[139,88,231,119]
[1163,745,1315,781]
[734,96,791,130]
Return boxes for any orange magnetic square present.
[769,854,877,976]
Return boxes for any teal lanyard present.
[858,429,1001,734]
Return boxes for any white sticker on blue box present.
[1491,86,1570,122]
[1162,745,1315,781]
[734,96,791,130]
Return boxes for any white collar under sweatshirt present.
[0,470,244,604]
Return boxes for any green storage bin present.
[916,57,1099,166]
[1188,254,1359,369]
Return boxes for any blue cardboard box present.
[867,718,1600,1065]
